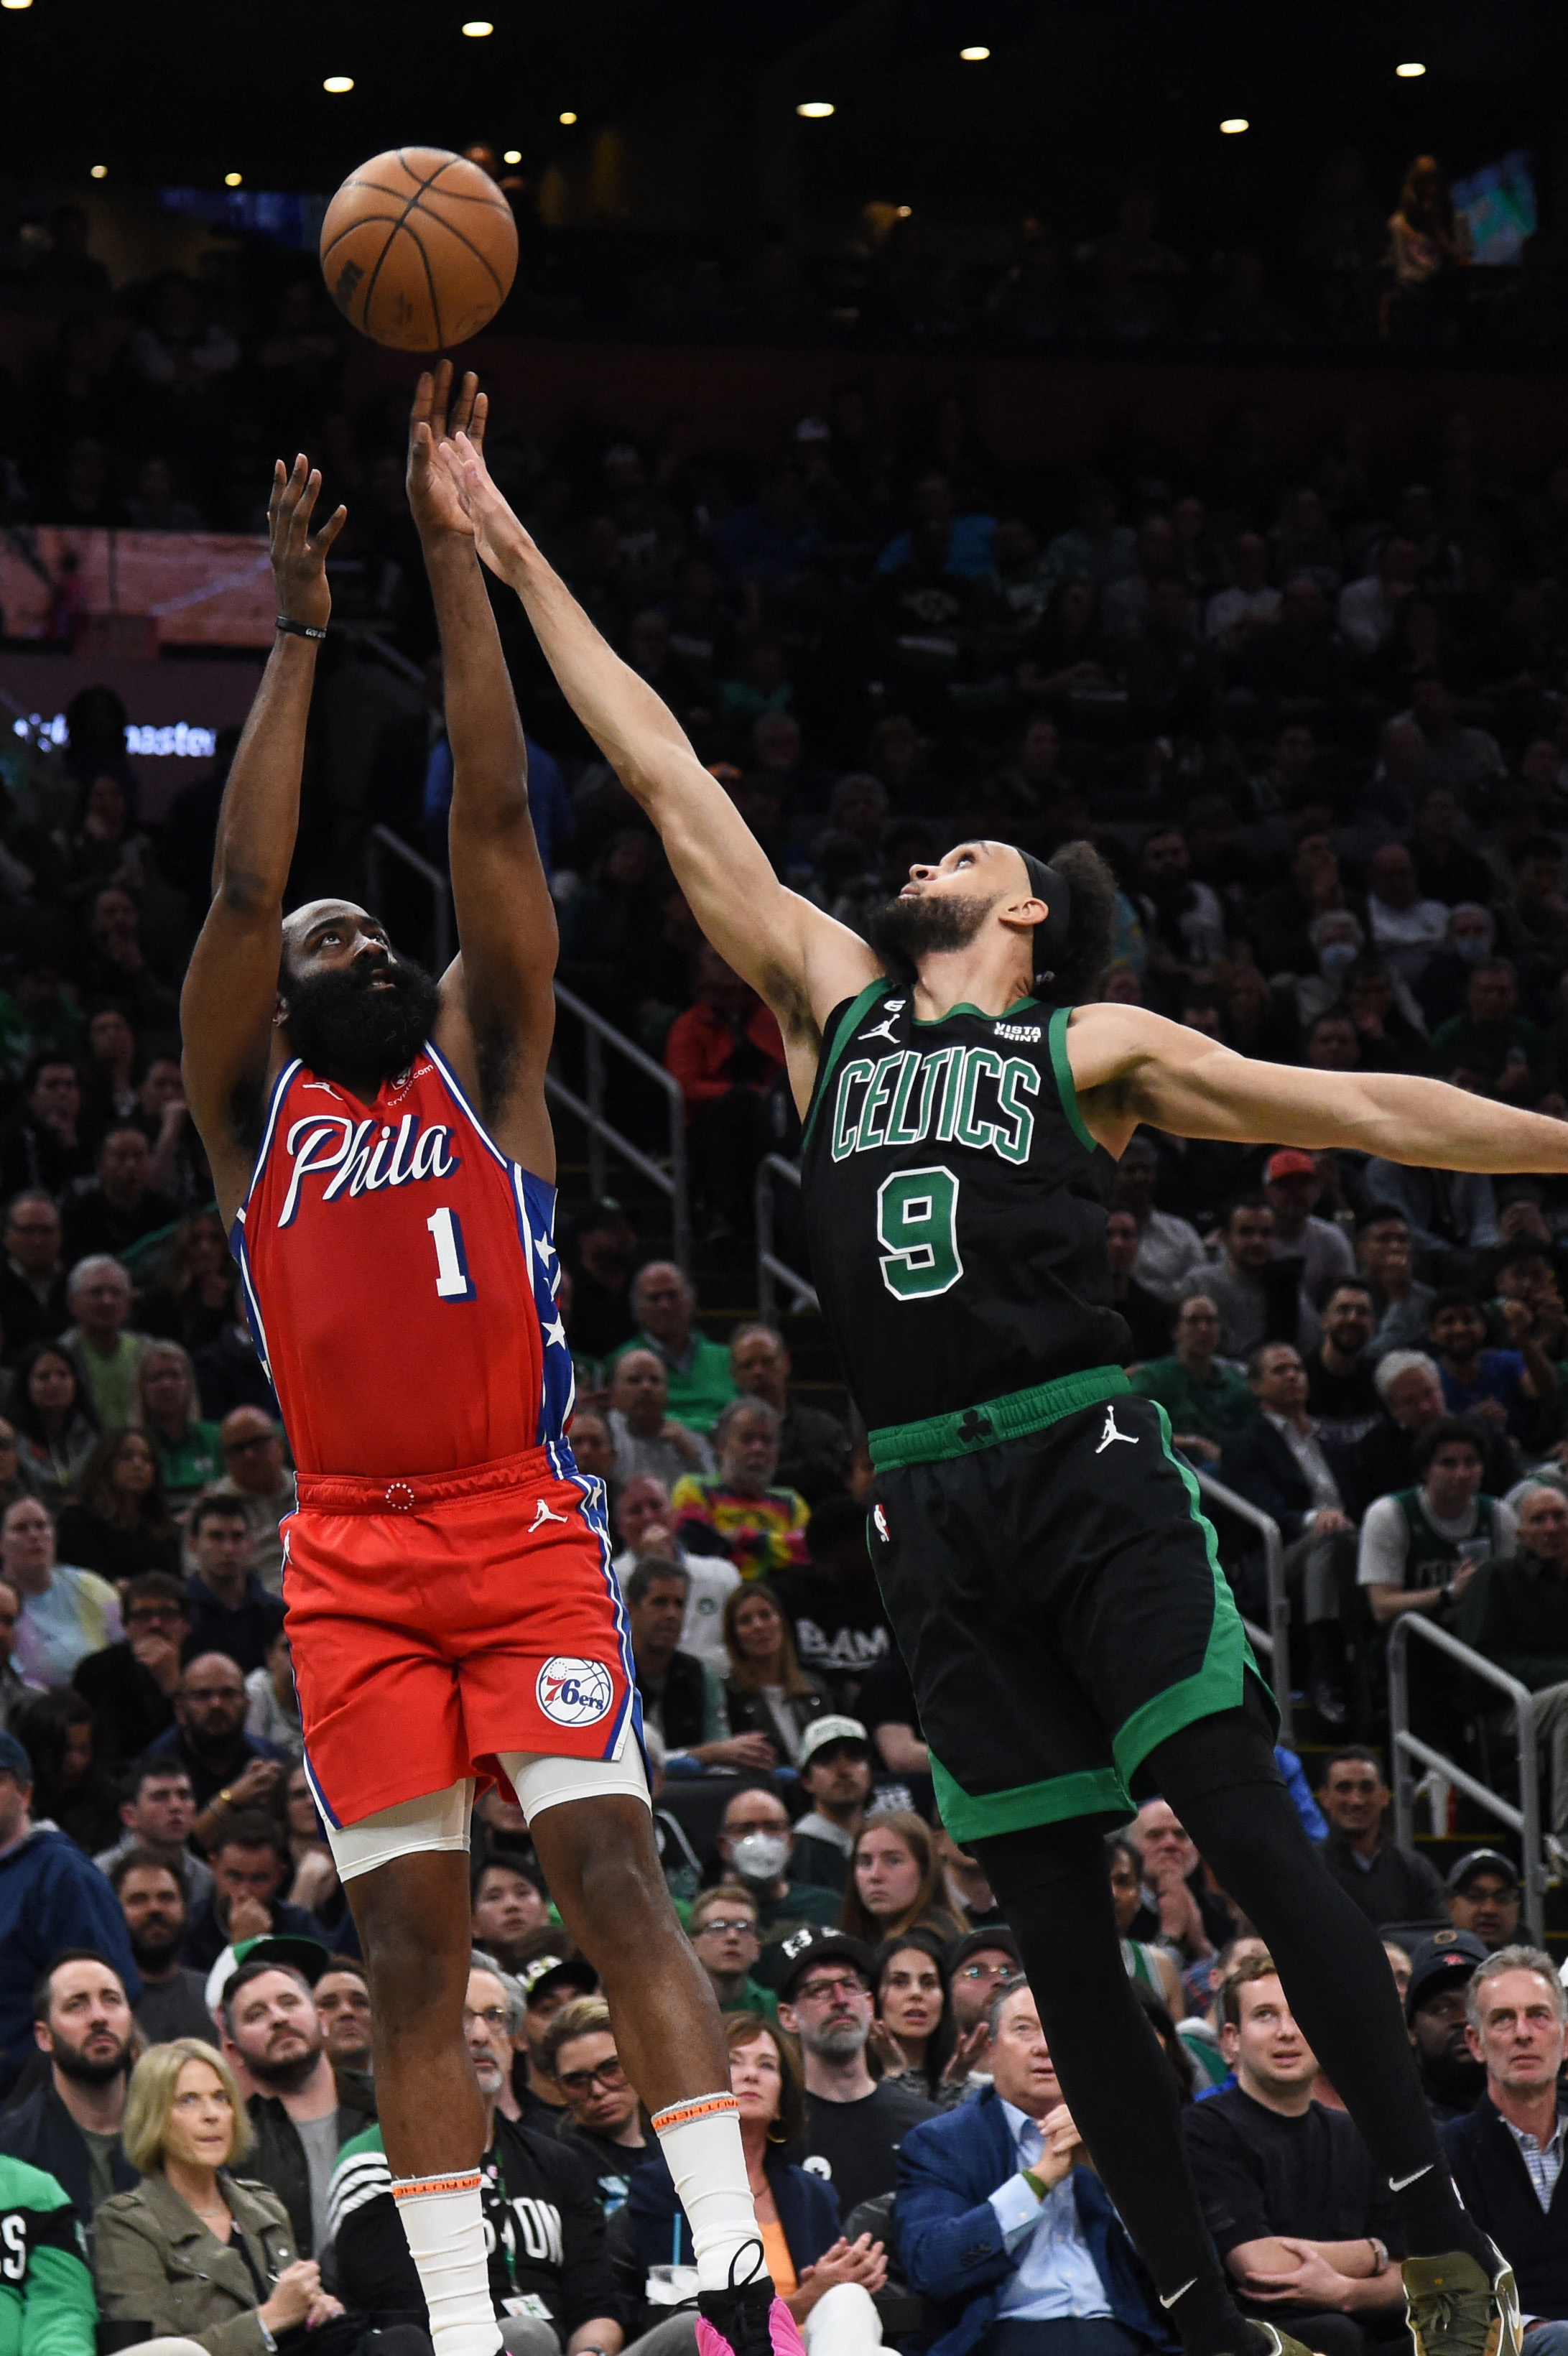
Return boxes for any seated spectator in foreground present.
[147,1653,287,1836]
[720,1581,828,1766]
[1355,1212,1434,1360]
[717,1786,842,1951]
[219,1960,371,2258]
[1427,1289,1556,1447]
[897,1973,1167,2356]
[0,1950,139,2220]
[690,1883,778,2019]
[607,1348,712,1491]
[199,1409,296,1596]
[610,1473,739,1665]
[5,1495,121,1689]
[73,1570,187,1764]
[1127,1797,1238,1975]
[791,1716,876,1893]
[625,1558,774,1770]
[1263,1149,1357,1308]
[93,1753,213,1906]
[0,2146,95,2356]
[471,1852,551,1972]
[96,2039,345,2354]
[776,1925,937,2220]
[312,1957,374,2097]
[1404,1931,1488,2123]
[673,1396,810,1578]
[1345,1351,1514,1521]
[1315,1745,1448,1929]
[1302,1283,1383,1445]
[544,1995,654,2213]
[1457,1485,1568,1856]
[730,1322,851,1506]
[183,1495,285,1676]
[1444,1850,1523,1953]
[11,1343,98,1512]
[634,2008,885,2353]
[1182,1957,1405,2352]
[1440,1946,1568,2340]
[55,1427,179,1585]
[1356,1416,1515,1632]
[870,1928,962,2107]
[182,1814,329,1976]
[111,1850,215,2045]
[609,1261,736,1434]
[330,1957,621,2356]
[1129,1294,1256,1462]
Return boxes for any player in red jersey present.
[181,367,803,2356]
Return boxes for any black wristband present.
[276,615,328,641]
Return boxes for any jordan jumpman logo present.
[1095,1404,1138,1454]
[529,1498,570,1531]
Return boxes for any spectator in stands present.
[791,1717,876,1893]
[1347,1350,1513,1519]
[869,1929,958,2105]
[147,1654,286,1835]
[1106,1205,1177,1361]
[1262,1151,1357,1307]
[770,1494,893,1709]
[55,1429,177,1585]
[95,2038,340,2353]
[110,1850,213,2044]
[565,1199,641,1363]
[511,1937,599,2126]
[93,1753,210,1894]
[1432,959,1554,1105]
[0,1730,139,2099]
[0,1574,41,1730]
[1427,1290,1556,1444]
[0,1059,93,1206]
[0,1192,68,1363]
[137,1343,222,1508]
[312,1958,374,2088]
[245,1626,302,1762]
[688,1884,775,2017]
[329,1956,619,2352]
[1404,1930,1488,2123]
[715,1786,840,1945]
[1457,1479,1568,1838]
[11,1345,97,1512]
[1185,1202,1320,1361]
[1129,1293,1255,1461]
[776,1924,937,2219]
[200,1410,294,1595]
[218,1960,368,2256]
[1315,1745,1448,1928]
[719,1583,828,1765]
[896,1971,1164,2356]
[1357,1416,1516,1630]
[1303,1283,1383,1444]
[471,1855,550,1970]
[60,1128,178,1265]
[1440,1946,1568,2333]
[182,1495,284,1675]
[606,1350,711,1491]
[625,1559,750,1767]
[665,946,787,1242]
[730,1324,851,1506]
[182,1816,328,1976]
[0,2145,94,2354]
[544,1995,653,2212]
[0,1947,139,2220]
[1108,1833,1189,2019]
[673,1398,809,1577]
[4,1495,120,1689]
[1364,845,1449,988]
[610,1263,736,1434]
[71,1569,185,1763]
[13,1689,119,1854]
[1444,1852,1523,1953]
[1182,1954,1405,2346]
[61,1258,147,1433]
[609,1474,738,1665]
[1112,1133,1207,1305]
[1128,1797,1236,1971]
[1355,1213,1434,1358]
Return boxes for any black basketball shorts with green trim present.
[866,1387,1276,1842]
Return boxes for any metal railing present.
[547,982,690,1274]
[364,825,453,973]
[1192,1470,1293,1747]
[1388,1615,1545,1942]
[755,1156,819,1324]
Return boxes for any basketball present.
[319,147,519,351]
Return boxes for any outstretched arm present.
[407,365,556,1175]
[180,458,345,1225]
[1070,1002,1568,1173]
[437,430,878,1103]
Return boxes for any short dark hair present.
[1357,1207,1410,1238]
[107,1845,188,1901]
[474,1856,542,1896]
[1412,1416,1487,1479]
[1429,1286,1484,1324]
[1324,1280,1374,1309]
[212,1809,289,1865]
[624,1556,690,1605]
[1323,1743,1386,1781]
[1246,1339,1300,1382]
[188,1494,251,1540]
[219,1957,314,2035]
[121,1753,193,1804]
[21,1052,78,1098]
[32,1947,119,2022]
[1220,1950,1280,2029]
[1225,1193,1271,1227]
[123,1571,186,1615]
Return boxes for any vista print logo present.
[537,1657,614,1727]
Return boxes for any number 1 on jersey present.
[427,1205,475,1301]
[876,1164,962,1299]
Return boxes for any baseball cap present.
[774,1924,876,2000]
[1447,1847,1521,1895]
[518,1950,599,2005]
[1404,1928,1488,2019]
[206,1932,333,2015]
[0,1731,31,1784]
[1265,1149,1317,1182]
[947,1925,1024,1977]
[799,1715,871,1768]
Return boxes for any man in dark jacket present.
[0,1733,139,2100]
[1440,1947,1568,2339]
[72,1572,187,1766]
[0,1951,139,2225]
[896,1975,1169,2356]
[328,1959,625,2354]
[1314,1746,1448,1933]
[181,1815,328,1975]
[1404,1932,1489,2124]
[1457,1483,1568,1851]
[219,1958,368,2258]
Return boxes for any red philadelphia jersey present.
[236,1042,575,1478]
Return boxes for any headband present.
[1019,851,1071,985]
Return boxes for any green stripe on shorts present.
[869,1364,1129,1472]
[929,1748,1133,1842]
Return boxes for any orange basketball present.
[320,147,518,351]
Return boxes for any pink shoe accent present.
[695,2294,805,2356]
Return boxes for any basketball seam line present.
[358,148,467,343]
[320,192,513,274]
[394,147,509,297]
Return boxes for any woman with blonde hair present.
[95,2039,338,2355]
[840,1812,963,1948]
[720,1582,828,1766]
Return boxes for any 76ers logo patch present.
[537,1657,613,1727]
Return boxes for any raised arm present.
[180,458,344,1224]
[407,366,557,1175]
[437,430,877,1104]
[1070,1001,1568,1174]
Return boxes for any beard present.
[804,2018,870,2064]
[284,952,441,1090]
[1419,2044,1487,2108]
[244,2036,324,2095]
[866,889,999,978]
[127,1920,185,1973]
[53,2035,133,2087]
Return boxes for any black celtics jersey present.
[799,980,1129,1429]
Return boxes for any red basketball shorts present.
[282,1445,636,1829]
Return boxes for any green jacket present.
[1456,1549,1568,1689]
[1128,1356,1258,1446]
[608,1329,736,1434]
[93,2169,296,2356]
[0,2154,94,2356]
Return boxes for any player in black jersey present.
[437,425,1562,2356]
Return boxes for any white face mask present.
[730,1832,790,1884]
[1318,940,1358,979]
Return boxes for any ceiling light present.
[323,75,353,92]
[503,148,522,163]
[960,45,990,60]
[797,101,835,118]
[1220,116,1249,134]
[1396,60,1426,78]
[224,172,243,187]
[558,111,577,124]
[896,204,911,218]
[90,165,108,180]
[0,5,34,14]
[461,18,493,33]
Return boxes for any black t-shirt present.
[1302,1349,1381,1444]
[792,2082,937,2221]
[553,2118,658,2215]
[769,1566,892,1706]
[1182,2087,1400,2313]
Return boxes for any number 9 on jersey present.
[876,1164,963,1299]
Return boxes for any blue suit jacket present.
[894,2085,1172,2356]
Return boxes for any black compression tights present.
[972,1708,1486,2352]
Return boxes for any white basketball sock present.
[651,2093,761,2292]
[391,2171,500,2356]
